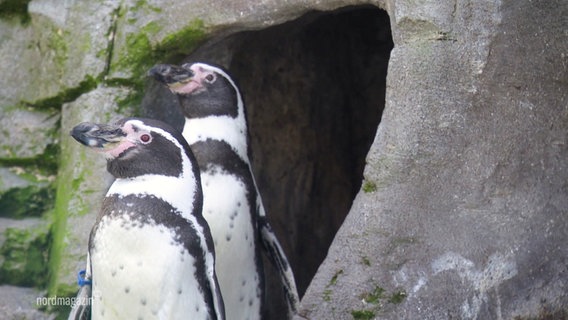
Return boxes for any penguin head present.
[71,117,195,178]
[148,62,242,119]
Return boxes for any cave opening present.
[143,4,393,318]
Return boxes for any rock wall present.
[0,0,566,319]
[298,1,568,319]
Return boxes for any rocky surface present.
[0,285,54,320]
[297,1,568,319]
[0,0,566,319]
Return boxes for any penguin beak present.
[70,122,126,151]
[148,64,195,88]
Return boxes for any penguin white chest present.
[201,169,262,320]
[90,215,208,320]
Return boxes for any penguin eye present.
[140,133,152,144]
[204,73,215,83]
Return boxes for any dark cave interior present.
[142,5,393,318]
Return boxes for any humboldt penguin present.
[149,63,299,319]
[68,117,225,320]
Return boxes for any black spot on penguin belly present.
[191,139,257,219]
[91,194,217,311]
[95,194,206,252]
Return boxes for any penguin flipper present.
[68,254,92,320]
[67,285,91,320]
[209,271,226,320]
[258,216,300,318]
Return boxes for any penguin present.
[68,117,225,320]
[149,62,300,319]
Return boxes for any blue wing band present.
[77,270,92,287]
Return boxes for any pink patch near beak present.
[107,140,135,158]
[101,140,136,158]
[170,80,202,94]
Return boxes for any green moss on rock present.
[0,225,50,287]
[513,309,568,320]
[388,290,407,304]
[322,288,332,302]
[156,20,206,61]
[25,76,98,110]
[351,310,375,320]
[107,19,206,112]
[130,0,162,15]
[0,163,57,219]
[47,27,69,72]
[329,269,344,286]
[353,286,407,318]
[47,153,81,297]
[116,28,154,79]
[0,107,59,217]
[0,184,55,218]
[361,286,385,304]
[40,143,60,174]
[0,143,60,175]
[0,0,31,24]
[112,21,162,81]
[47,188,69,297]
[362,180,377,193]
[0,145,56,169]
[112,19,206,83]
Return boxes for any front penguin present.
[69,117,225,320]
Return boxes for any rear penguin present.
[149,62,299,319]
